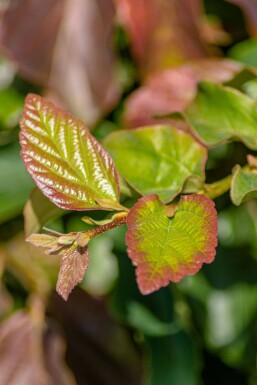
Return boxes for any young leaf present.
[56,244,89,301]
[26,233,59,249]
[126,194,217,295]
[20,94,120,211]
[184,81,257,149]
[231,165,257,205]
[104,125,207,203]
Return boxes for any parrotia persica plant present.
[20,79,257,300]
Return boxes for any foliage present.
[1,1,257,385]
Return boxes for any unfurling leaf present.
[126,194,217,294]
[26,233,59,249]
[104,125,207,203]
[20,94,121,211]
[185,81,257,149]
[231,165,257,205]
[56,243,89,300]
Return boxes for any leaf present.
[20,94,121,211]
[0,0,119,126]
[126,194,217,294]
[26,233,59,249]
[56,244,89,300]
[48,288,144,385]
[226,0,257,36]
[115,0,212,76]
[230,165,257,205]
[146,331,201,385]
[24,187,66,236]
[123,59,243,129]
[104,125,207,203]
[185,81,257,149]
[0,141,34,224]
[0,310,77,385]
[229,38,257,69]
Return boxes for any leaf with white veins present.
[20,94,121,211]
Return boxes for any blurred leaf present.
[218,202,257,248]
[0,0,63,84]
[5,232,58,296]
[206,284,257,347]
[82,232,118,296]
[123,59,243,129]
[48,288,144,385]
[0,87,23,129]
[0,141,34,224]
[127,301,179,337]
[56,244,89,301]
[231,165,257,205]
[242,78,257,99]
[0,309,76,385]
[0,57,16,90]
[104,125,207,202]
[0,0,120,126]
[185,81,257,149]
[24,188,66,236]
[115,0,212,76]
[226,0,257,36]
[229,38,257,68]
[146,331,201,385]
[126,194,217,294]
[20,94,121,211]
[48,0,119,126]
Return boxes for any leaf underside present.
[185,81,257,149]
[104,125,207,203]
[126,194,217,294]
[231,165,257,205]
[20,94,120,211]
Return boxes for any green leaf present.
[24,187,66,236]
[147,331,201,385]
[127,301,179,336]
[126,194,217,294]
[0,141,34,224]
[104,125,207,203]
[185,81,257,149]
[229,38,257,69]
[56,243,89,300]
[20,94,121,211]
[230,165,257,205]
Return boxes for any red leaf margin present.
[19,93,120,211]
[126,194,218,295]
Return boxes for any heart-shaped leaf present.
[185,81,257,149]
[231,165,257,205]
[57,243,89,300]
[20,94,121,211]
[103,125,207,203]
[126,194,217,294]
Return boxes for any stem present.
[201,164,250,200]
[201,174,232,199]
[86,212,128,239]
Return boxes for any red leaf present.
[115,0,213,76]
[0,0,119,126]
[57,244,89,300]
[123,59,243,129]
[20,94,120,211]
